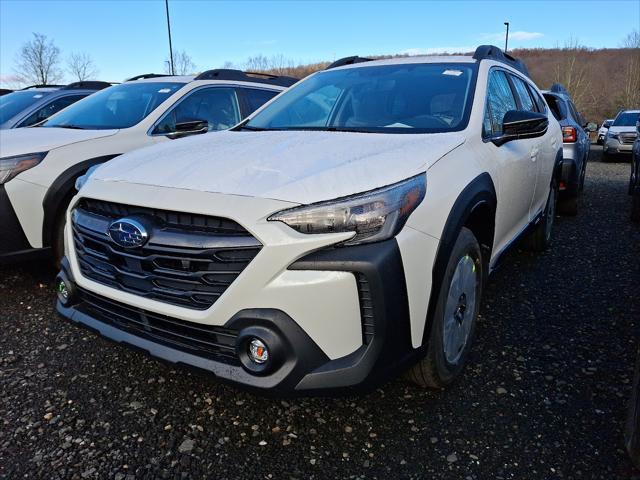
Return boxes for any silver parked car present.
[542,84,591,215]
[603,110,640,162]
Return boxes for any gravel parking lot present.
[1,146,639,480]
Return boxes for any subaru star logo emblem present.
[107,218,148,248]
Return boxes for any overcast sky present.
[1,0,638,85]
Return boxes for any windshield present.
[0,90,53,123]
[245,63,475,133]
[613,112,640,127]
[43,82,185,129]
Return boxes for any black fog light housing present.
[236,326,283,375]
[55,272,76,307]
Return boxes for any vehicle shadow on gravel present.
[1,146,639,480]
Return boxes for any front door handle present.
[530,146,540,162]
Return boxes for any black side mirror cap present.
[492,110,549,146]
[167,119,208,139]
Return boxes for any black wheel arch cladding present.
[41,154,122,247]
[421,172,496,346]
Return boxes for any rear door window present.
[510,75,536,112]
[242,88,279,114]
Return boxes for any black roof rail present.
[126,73,172,81]
[325,56,374,70]
[63,81,113,91]
[0,88,14,96]
[194,69,298,87]
[472,45,530,77]
[20,84,65,90]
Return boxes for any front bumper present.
[57,237,417,395]
[604,138,633,155]
[0,184,48,264]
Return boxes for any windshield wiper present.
[56,124,86,130]
[236,124,270,131]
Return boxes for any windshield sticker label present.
[158,88,172,93]
[33,94,44,98]
[442,69,463,77]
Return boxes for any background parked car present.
[542,83,590,215]
[0,81,113,129]
[603,110,640,162]
[0,70,297,266]
[598,119,614,144]
[630,121,640,222]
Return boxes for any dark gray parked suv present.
[0,81,112,129]
[543,84,590,215]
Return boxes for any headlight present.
[0,152,47,185]
[268,174,426,245]
[608,132,619,140]
[75,164,101,191]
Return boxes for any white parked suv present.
[56,46,562,394]
[0,70,296,264]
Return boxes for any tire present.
[523,178,558,252]
[632,194,640,223]
[558,195,578,216]
[52,215,66,270]
[408,227,483,389]
[602,151,610,163]
[578,157,587,192]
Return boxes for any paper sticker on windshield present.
[33,94,44,98]
[442,69,463,77]
[158,88,172,93]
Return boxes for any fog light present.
[248,338,269,364]
[56,279,69,302]
[55,272,76,307]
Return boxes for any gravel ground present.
[1,147,639,480]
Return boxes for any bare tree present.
[14,33,64,85]
[67,52,98,81]
[164,50,196,75]
[622,30,640,49]
[554,37,592,112]
[244,55,269,72]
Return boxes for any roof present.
[327,55,476,71]
[125,70,297,88]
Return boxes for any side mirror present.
[166,119,208,139]
[492,110,549,147]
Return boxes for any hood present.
[0,127,118,158]
[92,130,464,204]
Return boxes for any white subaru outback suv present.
[0,70,296,264]
[56,46,562,394]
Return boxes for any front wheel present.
[523,178,557,252]
[408,227,483,389]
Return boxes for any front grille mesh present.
[620,133,638,145]
[72,199,261,310]
[76,288,239,363]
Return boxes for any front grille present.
[78,198,249,235]
[76,288,239,363]
[355,274,375,345]
[620,133,638,145]
[72,199,261,310]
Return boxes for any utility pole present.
[504,22,510,52]
[165,0,175,75]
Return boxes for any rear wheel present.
[558,195,578,216]
[408,227,483,389]
[523,178,557,252]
